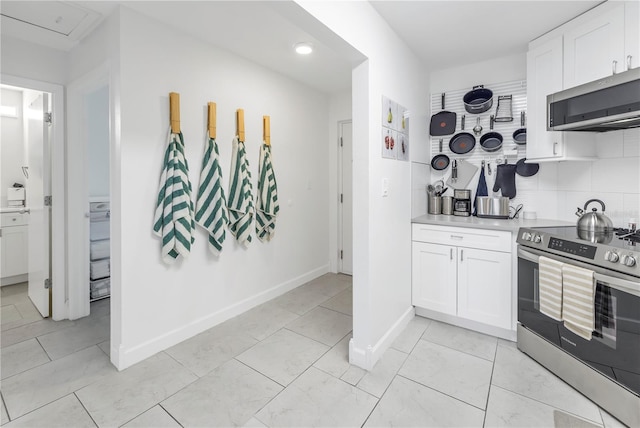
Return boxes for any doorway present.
[338,120,353,275]
[0,84,52,318]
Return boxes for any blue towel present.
[473,165,488,216]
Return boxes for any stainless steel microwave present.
[547,67,640,132]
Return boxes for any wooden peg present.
[236,109,245,141]
[263,115,271,146]
[169,92,180,134]
[208,102,216,139]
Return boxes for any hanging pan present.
[449,132,476,154]
[513,111,527,144]
[430,93,457,136]
[463,85,493,114]
[480,131,503,152]
[516,158,539,177]
[431,138,450,171]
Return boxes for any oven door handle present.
[518,248,640,298]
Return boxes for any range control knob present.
[622,255,637,267]
[522,232,532,241]
[604,251,620,263]
[533,234,542,243]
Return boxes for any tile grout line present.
[73,392,99,428]
[481,338,500,427]
[395,373,487,413]
[0,390,9,422]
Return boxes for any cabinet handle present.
[553,142,558,156]
[612,60,618,75]
[627,55,633,71]
[460,249,464,262]
[450,248,453,260]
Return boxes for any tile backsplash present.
[417,128,640,227]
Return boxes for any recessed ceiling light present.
[294,42,313,55]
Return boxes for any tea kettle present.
[576,199,613,233]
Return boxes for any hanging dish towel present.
[256,143,279,242]
[538,256,564,321]
[562,264,596,340]
[227,136,254,247]
[492,163,517,199]
[473,164,488,216]
[195,136,229,255]
[153,131,195,264]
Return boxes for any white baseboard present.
[1,274,28,286]
[349,306,415,371]
[415,307,516,341]
[114,264,330,370]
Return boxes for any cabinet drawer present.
[90,259,110,280]
[412,224,511,253]
[1,212,28,227]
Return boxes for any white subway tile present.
[623,128,640,157]
[536,163,558,191]
[556,161,592,192]
[595,131,624,158]
[623,193,640,224]
[591,157,640,194]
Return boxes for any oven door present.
[518,246,640,395]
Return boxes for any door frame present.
[1,73,66,320]
[337,119,352,275]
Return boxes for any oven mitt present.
[492,163,517,199]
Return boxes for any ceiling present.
[1,1,603,93]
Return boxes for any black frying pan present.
[516,158,539,177]
[480,131,503,152]
[513,111,527,145]
[430,93,456,136]
[431,138,450,171]
[449,132,476,154]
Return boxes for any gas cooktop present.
[517,226,640,278]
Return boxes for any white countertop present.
[0,207,29,214]
[411,214,574,233]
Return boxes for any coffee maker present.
[453,189,472,217]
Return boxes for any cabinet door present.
[457,247,512,329]
[412,242,457,315]
[526,36,564,160]
[1,226,29,278]
[564,3,625,87]
[626,0,640,71]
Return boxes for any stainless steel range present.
[516,226,640,427]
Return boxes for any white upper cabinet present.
[563,2,626,88]
[626,0,640,70]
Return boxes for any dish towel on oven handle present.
[255,143,279,242]
[562,264,596,340]
[538,256,564,321]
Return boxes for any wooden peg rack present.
[263,115,271,146]
[169,92,180,134]
[208,102,217,139]
[236,109,245,141]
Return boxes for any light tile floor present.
[0,275,629,427]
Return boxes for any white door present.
[339,121,353,275]
[457,247,511,329]
[411,242,457,315]
[26,92,51,317]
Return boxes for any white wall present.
[0,36,68,85]
[1,88,25,207]
[295,1,429,369]
[114,7,332,368]
[86,85,110,198]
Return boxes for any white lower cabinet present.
[412,224,513,333]
[1,212,29,283]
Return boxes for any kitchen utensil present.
[473,162,488,216]
[463,85,494,114]
[461,115,465,130]
[451,159,458,182]
[516,158,539,177]
[430,93,457,136]
[513,111,527,144]
[473,117,482,136]
[494,95,513,122]
[446,159,479,190]
[476,196,510,219]
[428,196,442,215]
[442,196,454,215]
[576,199,613,234]
[453,189,472,217]
[490,115,495,130]
[480,131,503,152]
[431,139,450,171]
[449,132,476,154]
[492,162,517,199]
[577,228,614,244]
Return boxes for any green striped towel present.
[256,143,279,242]
[153,131,195,264]
[227,136,254,247]
[195,136,228,255]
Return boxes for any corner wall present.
[115,7,333,368]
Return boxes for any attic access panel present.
[1,1,88,36]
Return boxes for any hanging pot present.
[449,132,476,154]
[513,111,527,145]
[515,158,539,177]
[463,85,493,114]
[576,199,613,233]
[480,131,503,152]
[431,138,450,171]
